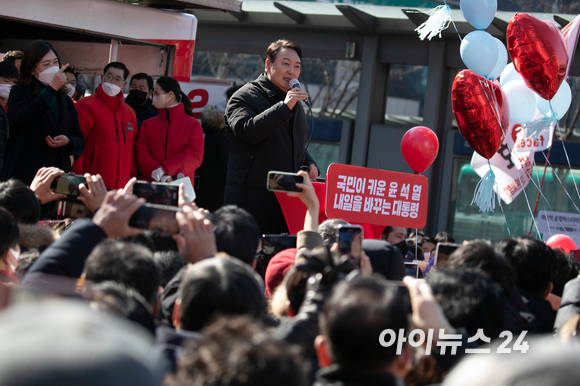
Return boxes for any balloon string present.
[541,151,580,214]
[560,140,580,204]
[497,190,511,236]
[503,142,542,238]
[444,0,463,42]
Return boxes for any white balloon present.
[536,81,572,120]
[503,80,537,124]
[499,62,522,87]
[485,38,508,80]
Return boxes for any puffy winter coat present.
[72,85,137,189]
[136,103,204,181]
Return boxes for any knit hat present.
[264,248,297,298]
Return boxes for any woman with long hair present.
[136,77,204,184]
[2,40,85,185]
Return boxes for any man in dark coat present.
[124,72,158,130]
[224,39,318,234]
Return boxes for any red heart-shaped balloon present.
[452,70,509,160]
[507,13,568,100]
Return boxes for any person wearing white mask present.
[72,62,138,189]
[0,61,18,176]
[136,77,203,185]
[0,207,21,285]
[1,40,85,186]
[63,66,78,101]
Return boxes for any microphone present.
[289,78,310,107]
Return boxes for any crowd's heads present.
[362,239,406,280]
[419,236,436,254]
[130,73,154,92]
[90,281,156,335]
[318,218,349,247]
[380,226,407,245]
[552,248,580,297]
[104,62,130,81]
[208,205,260,267]
[427,268,505,339]
[0,300,164,386]
[153,251,187,288]
[264,248,295,298]
[176,257,264,332]
[317,275,409,373]
[435,231,455,244]
[0,179,41,224]
[17,40,61,91]
[200,105,225,134]
[1,50,23,71]
[447,240,516,298]
[175,316,306,386]
[0,61,18,85]
[444,337,580,386]
[495,236,556,297]
[84,240,161,305]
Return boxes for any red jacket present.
[136,103,204,181]
[72,85,137,189]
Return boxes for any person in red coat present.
[72,62,137,189]
[136,77,203,183]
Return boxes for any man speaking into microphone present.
[224,39,319,234]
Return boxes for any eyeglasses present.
[104,73,125,86]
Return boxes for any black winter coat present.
[195,127,229,212]
[2,83,85,185]
[224,73,317,234]
[0,105,8,175]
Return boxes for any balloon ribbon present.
[472,160,499,213]
[415,4,451,41]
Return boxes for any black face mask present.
[394,240,409,257]
[125,89,148,107]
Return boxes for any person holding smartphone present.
[2,40,85,185]
[224,39,319,234]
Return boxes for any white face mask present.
[8,248,20,272]
[423,252,431,261]
[0,84,11,100]
[102,82,121,97]
[67,85,75,98]
[36,66,60,85]
[152,93,168,109]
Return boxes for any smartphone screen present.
[433,242,461,267]
[267,172,304,193]
[129,204,181,235]
[50,174,87,197]
[337,225,363,259]
[57,200,92,219]
[132,181,179,207]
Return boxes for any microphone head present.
[289,78,300,89]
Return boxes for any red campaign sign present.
[326,164,429,229]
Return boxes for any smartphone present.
[337,224,363,259]
[433,242,461,267]
[50,173,87,197]
[132,180,179,207]
[404,262,423,279]
[129,204,181,235]
[267,171,305,193]
[57,200,91,219]
[38,220,67,231]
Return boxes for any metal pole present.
[109,39,119,63]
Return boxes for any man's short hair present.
[318,218,348,247]
[0,61,18,80]
[178,258,264,332]
[495,236,556,296]
[104,62,130,80]
[320,275,409,371]
[427,268,505,339]
[0,208,19,258]
[552,248,580,297]
[435,232,455,244]
[130,72,153,91]
[0,179,41,224]
[153,251,187,288]
[85,240,161,304]
[208,205,260,266]
[265,39,302,63]
[176,316,306,386]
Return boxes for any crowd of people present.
[1,38,580,386]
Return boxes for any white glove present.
[161,175,172,183]
[177,173,184,179]
[152,167,164,182]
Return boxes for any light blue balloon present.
[499,62,522,87]
[503,80,536,124]
[536,81,572,120]
[460,0,497,30]
[485,38,507,80]
[460,31,498,77]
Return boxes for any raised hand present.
[49,63,70,91]
[29,167,66,204]
[77,174,108,213]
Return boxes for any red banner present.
[326,164,428,229]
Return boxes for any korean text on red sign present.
[326,163,428,229]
